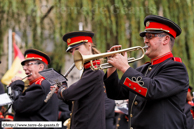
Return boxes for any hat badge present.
[67,38,71,43]
[146,21,150,27]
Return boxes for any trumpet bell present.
[74,50,84,70]
[74,50,103,70]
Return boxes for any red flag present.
[1,42,26,85]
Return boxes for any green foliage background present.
[0,0,193,86]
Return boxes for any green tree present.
[0,0,193,87]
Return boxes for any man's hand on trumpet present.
[11,76,22,83]
[9,76,25,100]
[107,45,130,77]
[7,76,23,88]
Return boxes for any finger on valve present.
[107,45,122,60]
[109,45,122,52]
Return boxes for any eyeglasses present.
[22,62,40,68]
[144,33,166,40]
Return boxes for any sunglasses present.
[144,33,166,40]
[22,62,40,68]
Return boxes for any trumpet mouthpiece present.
[22,73,32,80]
[143,46,148,49]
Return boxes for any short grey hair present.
[169,35,175,51]
[161,32,175,51]
[36,60,48,70]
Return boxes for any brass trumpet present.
[74,46,148,70]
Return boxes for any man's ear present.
[87,42,91,48]
[162,35,170,45]
[39,64,44,71]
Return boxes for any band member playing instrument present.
[105,92,115,129]
[0,61,5,113]
[3,113,14,129]
[9,49,58,124]
[53,31,105,129]
[184,86,194,129]
[57,93,72,129]
[0,81,5,129]
[0,82,5,111]
[104,15,189,129]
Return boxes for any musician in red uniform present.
[9,49,58,127]
[187,86,194,110]
[3,113,14,129]
[104,15,189,129]
[0,61,5,112]
[0,80,5,129]
[0,111,4,129]
[54,31,105,129]
[184,86,194,129]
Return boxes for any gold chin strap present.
[145,28,170,33]
[67,40,88,47]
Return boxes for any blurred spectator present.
[0,111,4,129]
[0,82,5,110]
[0,82,5,94]
[184,86,194,129]
[0,60,5,97]
[105,93,115,129]
[58,99,71,129]
[114,100,128,129]
[0,75,5,129]
[3,113,14,129]
[114,113,128,129]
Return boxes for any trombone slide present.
[44,63,75,102]
[44,84,57,103]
